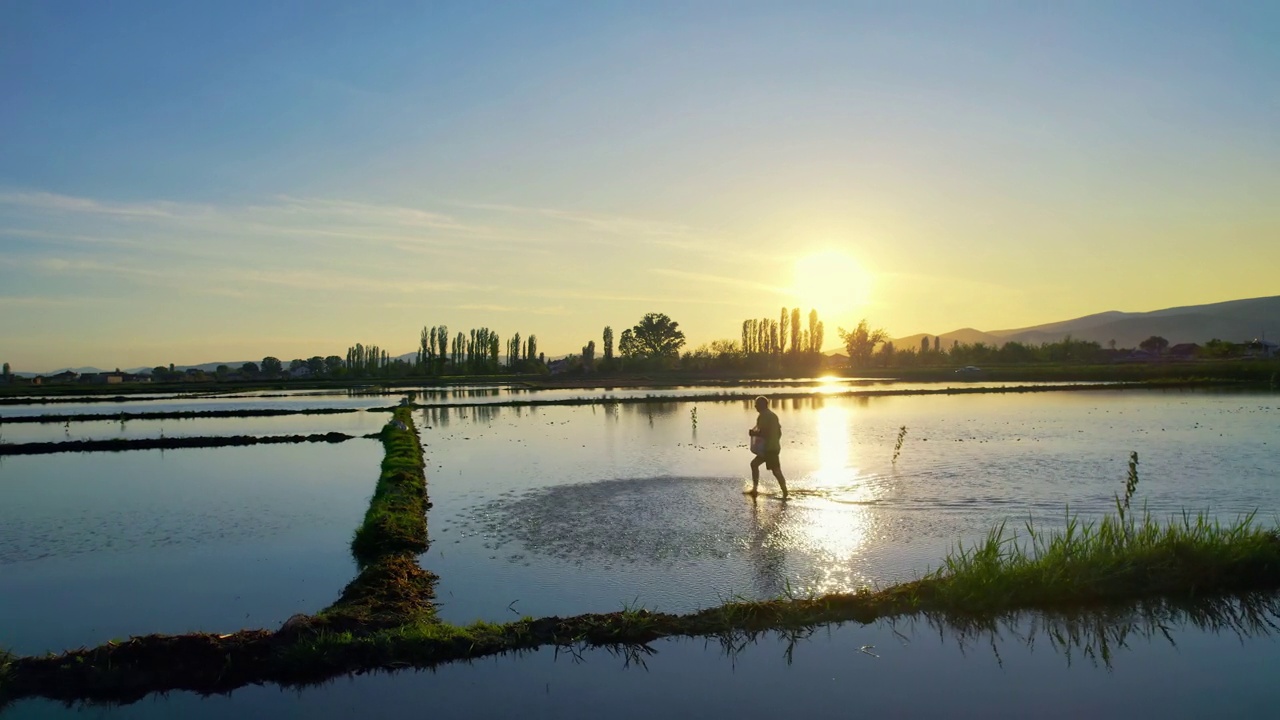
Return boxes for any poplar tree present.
[779,307,790,354]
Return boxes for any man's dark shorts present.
[758,451,781,472]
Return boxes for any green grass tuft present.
[926,506,1280,613]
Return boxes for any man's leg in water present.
[773,467,788,499]
[771,456,788,499]
[749,455,765,494]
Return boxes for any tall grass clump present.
[927,452,1280,612]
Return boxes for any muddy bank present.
[0,432,363,455]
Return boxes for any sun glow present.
[791,250,873,321]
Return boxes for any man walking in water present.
[749,396,788,499]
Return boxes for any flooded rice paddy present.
[0,411,387,444]
[0,378,1105,419]
[1,382,1277,716]
[0,441,381,655]
[425,390,1278,623]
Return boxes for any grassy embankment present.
[315,407,437,631]
[3,441,1279,706]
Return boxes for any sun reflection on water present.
[776,404,883,593]
[814,376,846,395]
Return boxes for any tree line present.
[42,309,1272,386]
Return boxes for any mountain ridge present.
[894,295,1279,350]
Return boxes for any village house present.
[1247,339,1279,358]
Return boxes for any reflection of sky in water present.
[428,390,1279,622]
[0,442,379,654]
[0,378,1113,418]
[0,410,388,443]
[12,600,1280,719]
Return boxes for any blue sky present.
[3,1,1279,370]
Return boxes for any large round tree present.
[628,312,686,360]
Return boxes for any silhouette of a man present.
[748,396,788,499]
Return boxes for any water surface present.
[424,389,1279,623]
[0,411,387,444]
[0,442,381,654]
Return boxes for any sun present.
[791,250,873,319]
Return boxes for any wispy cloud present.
[239,268,491,296]
[0,191,191,219]
[507,285,749,307]
[0,295,83,307]
[263,196,484,235]
[650,268,790,296]
[456,303,568,315]
[34,256,173,280]
[0,191,560,259]
[0,227,146,248]
[456,201,697,239]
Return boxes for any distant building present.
[1247,339,1278,358]
[1167,343,1200,359]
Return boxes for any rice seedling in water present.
[892,425,908,463]
[690,406,698,430]
[1120,451,1140,516]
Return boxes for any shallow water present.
[423,389,1279,623]
[0,442,382,654]
[0,411,388,444]
[7,602,1278,719]
[4,386,1280,715]
[0,395,380,418]
[0,379,1108,418]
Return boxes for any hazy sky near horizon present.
[3,1,1279,370]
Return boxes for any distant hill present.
[894,328,1003,351]
[131,361,259,375]
[896,295,1280,349]
[9,366,109,378]
[12,362,259,377]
